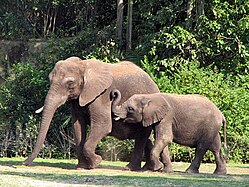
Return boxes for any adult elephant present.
[23,57,159,170]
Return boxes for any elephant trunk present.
[23,91,66,166]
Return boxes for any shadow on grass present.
[236,165,249,169]
[0,159,76,169]
[0,169,248,187]
[0,158,125,170]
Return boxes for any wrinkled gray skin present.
[112,91,228,174]
[23,57,159,170]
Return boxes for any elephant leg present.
[83,102,112,169]
[151,125,172,171]
[185,144,208,174]
[150,140,167,171]
[83,120,111,169]
[72,101,89,169]
[161,145,173,173]
[125,128,152,171]
[141,137,154,171]
[209,134,227,175]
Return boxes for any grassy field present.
[0,158,248,187]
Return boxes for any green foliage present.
[0,0,117,39]
[86,39,122,63]
[98,137,134,162]
[136,1,249,75]
[44,26,122,63]
[199,0,249,73]
[0,63,45,157]
[133,0,186,43]
[197,13,249,74]
[0,57,74,158]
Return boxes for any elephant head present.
[112,93,170,127]
[23,57,113,166]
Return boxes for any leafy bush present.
[97,137,134,162]
[0,63,47,157]
[196,1,249,74]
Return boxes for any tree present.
[196,0,205,28]
[185,0,205,30]
[126,0,133,50]
[186,0,194,29]
[116,0,124,49]
[42,0,59,37]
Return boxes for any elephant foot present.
[76,160,99,170]
[90,155,102,169]
[85,154,102,169]
[162,165,173,173]
[142,162,153,171]
[185,167,199,174]
[152,161,164,171]
[76,162,90,170]
[123,163,141,171]
[213,167,227,175]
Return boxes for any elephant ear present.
[142,95,170,127]
[79,60,113,106]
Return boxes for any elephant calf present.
[112,90,228,175]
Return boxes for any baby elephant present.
[112,89,228,175]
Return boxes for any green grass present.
[0,158,248,187]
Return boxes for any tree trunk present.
[52,8,58,33]
[116,0,124,49]
[196,0,205,28]
[186,0,194,29]
[126,0,133,50]
[43,5,51,37]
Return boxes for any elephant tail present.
[222,115,229,158]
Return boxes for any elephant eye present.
[127,106,135,113]
[67,81,76,89]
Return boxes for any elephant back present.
[110,61,160,103]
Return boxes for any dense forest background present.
[0,0,248,163]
